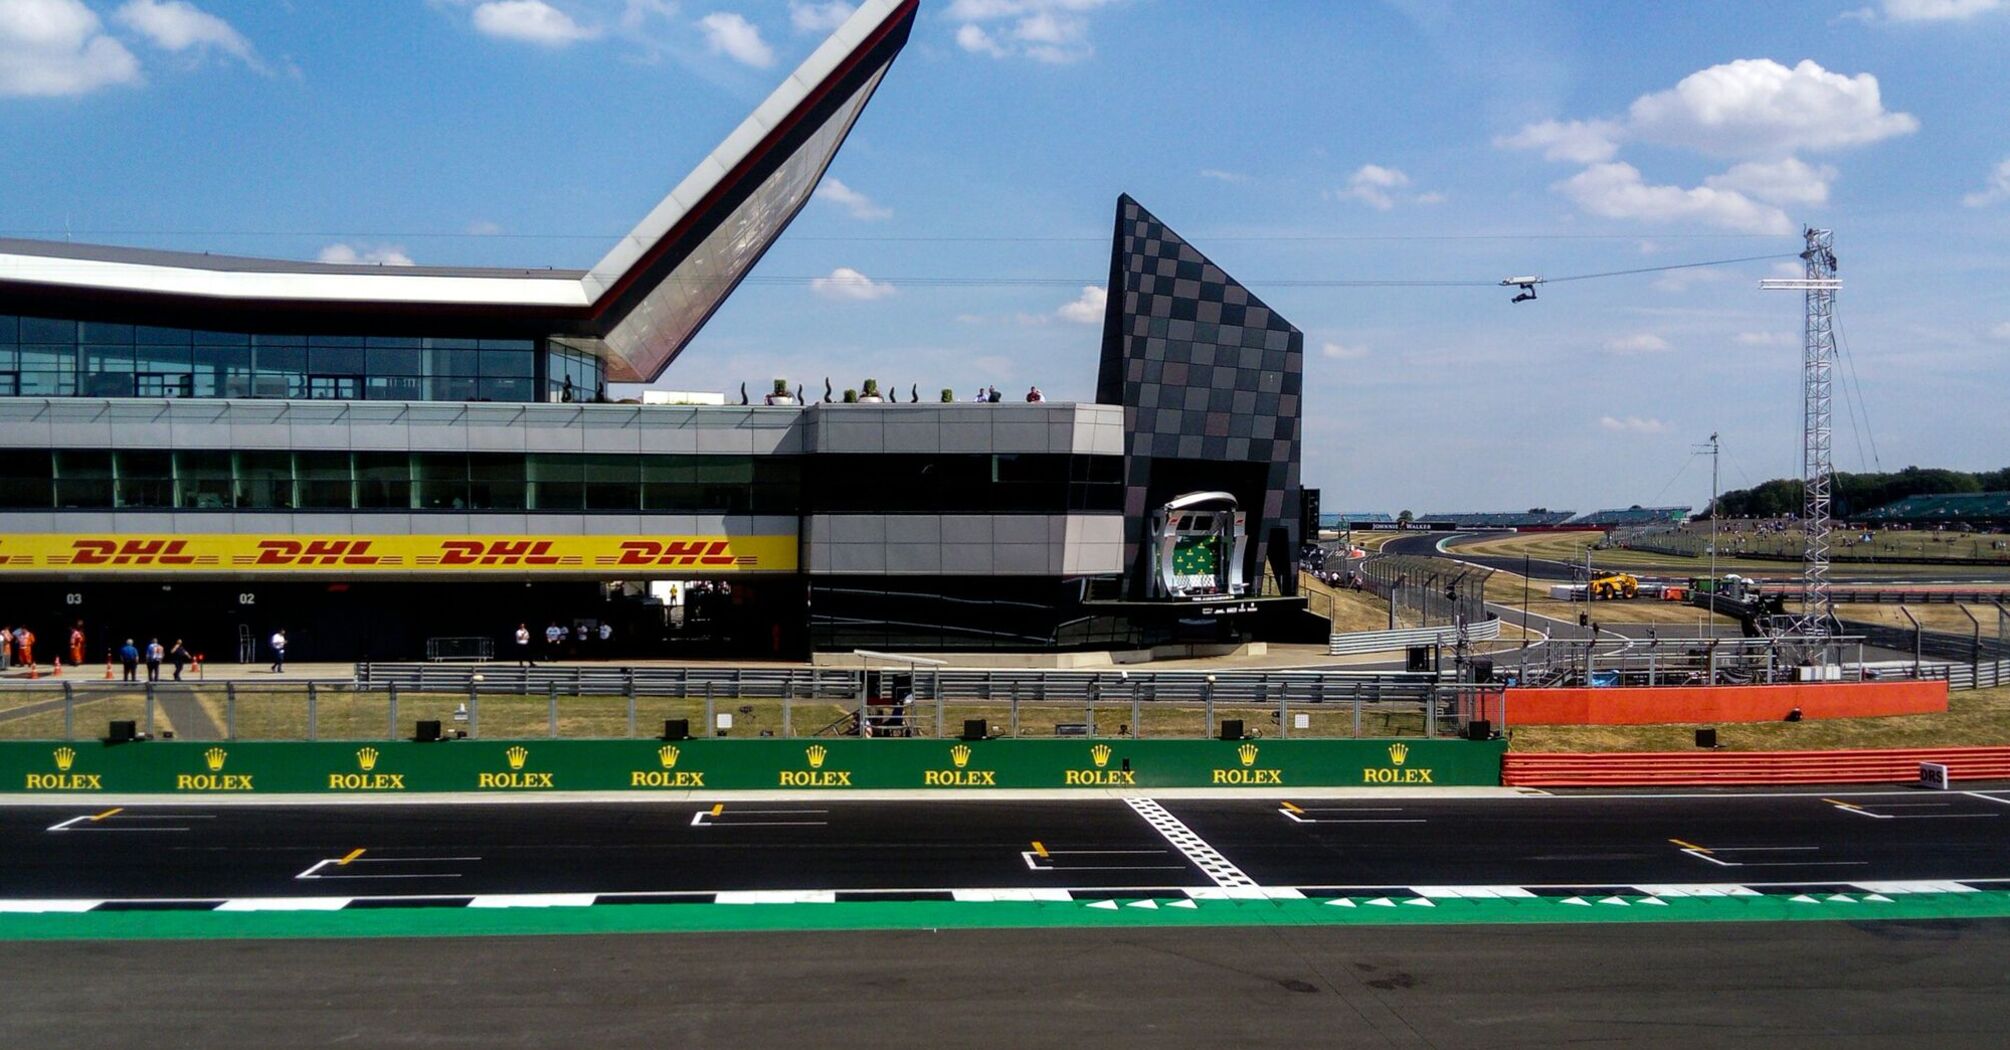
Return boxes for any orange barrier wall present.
[1490,679,1947,726]
[1505,746,2010,786]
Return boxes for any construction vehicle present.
[1588,573,1639,600]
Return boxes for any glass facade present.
[0,315,602,403]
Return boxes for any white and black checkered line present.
[1124,797,1260,889]
[4,880,2007,913]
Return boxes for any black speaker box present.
[1406,646,1432,672]
[415,719,442,742]
[1219,719,1244,741]
[1465,719,1492,741]
[663,718,690,741]
[107,719,137,743]
[961,718,988,741]
[1696,727,1718,748]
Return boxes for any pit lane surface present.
[7,789,2010,903]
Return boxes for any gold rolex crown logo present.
[203,747,228,772]
[950,743,971,768]
[356,747,379,772]
[1090,743,1112,769]
[806,744,828,769]
[53,746,76,772]
[1388,743,1408,766]
[658,745,680,769]
[1237,742,1259,767]
[505,746,529,771]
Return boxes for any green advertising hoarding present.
[3,737,1503,794]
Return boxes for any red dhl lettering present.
[254,540,380,566]
[70,539,194,566]
[439,540,560,566]
[617,540,738,567]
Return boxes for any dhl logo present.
[69,539,195,566]
[438,540,561,566]
[614,540,741,567]
[253,540,381,566]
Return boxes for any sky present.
[1,0,2007,516]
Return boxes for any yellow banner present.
[0,534,798,574]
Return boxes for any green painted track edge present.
[5,891,2009,942]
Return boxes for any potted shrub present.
[842,388,859,403]
[767,378,793,405]
[940,388,955,403]
[859,378,883,403]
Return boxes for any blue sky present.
[2,0,2007,514]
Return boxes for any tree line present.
[1708,466,2010,519]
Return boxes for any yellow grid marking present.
[89,807,123,822]
[337,848,365,866]
[710,803,724,816]
[1279,801,1305,814]
[1668,838,1712,854]
[1031,841,1049,858]
[1821,798,1864,810]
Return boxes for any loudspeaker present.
[1472,658,1494,683]
[415,719,442,742]
[1300,487,1322,539]
[961,718,988,741]
[1406,646,1432,672]
[1695,727,1718,749]
[663,718,690,741]
[1219,719,1244,741]
[1465,719,1492,741]
[107,719,137,743]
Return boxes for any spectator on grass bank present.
[119,639,139,682]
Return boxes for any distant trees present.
[1397,509,1414,524]
[1709,466,2010,518]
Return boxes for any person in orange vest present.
[0,624,11,671]
[69,622,86,667]
[15,625,32,670]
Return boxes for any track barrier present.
[1505,746,2010,786]
[1487,679,1947,726]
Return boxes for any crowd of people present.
[1299,544,1363,589]
[513,620,617,667]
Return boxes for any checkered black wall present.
[1096,194,1303,598]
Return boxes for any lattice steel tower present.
[1761,227,1841,640]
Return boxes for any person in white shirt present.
[545,622,564,661]
[515,623,533,667]
[269,629,287,673]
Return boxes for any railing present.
[423,637,495,662]
[1328,620,1502,656]
[0,676,1498,743]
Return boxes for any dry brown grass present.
[1300,573,1404,632]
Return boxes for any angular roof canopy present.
[0,0,917,384]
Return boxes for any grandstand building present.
[0,0,1312,662]
[1859,492,2010,529]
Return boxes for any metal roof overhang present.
[0,0,917,383]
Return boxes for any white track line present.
[1124,798,1258,889]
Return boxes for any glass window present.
[308,376,362,399]
[53,450,112,508]
[413,453,468,510]
[478,339,534,350]
[468,453,526,510]
[192,330,250,347]
[526,454,582,510]
[479,349,535,377]
[19,317,77,343]
[365,346,421,376]
[307,334,361,348]
[0,315,17,342]
[421,337,478,350]
[354,452,411,509]
[234,451,294,509]
[174,451,233,509]
[134,326,190,346]
[310,346,365,375]
[193,344,253,398]
[427,376,478,402]
[114,450,174,507]
[641,456,694,511]
[0,448,52,508]
[582,454,639,511]
[134,373,194,398]
[79,322,134,345]
[477,376,534,402]
[294,451,352,509]
[367,375,423,401]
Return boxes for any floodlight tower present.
[1760,227,1842,643]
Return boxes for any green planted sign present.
[3,737,1504,794]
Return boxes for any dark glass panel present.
[467,453,525,510]
[0,448,52,508]
[174,450,233,509]
[354,452,411,509]
[412,453,469,510]
[294,450,353,508]
[526,454,582,511]
[53,450,112,508]
[234,451,294,509]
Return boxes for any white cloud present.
[1735,331,1797,346]
[318,243,415,267]
[1340,164,1412,211]
[1556,162,1794,234]
[113,0,259,69]
[1627,59,1917,158]
[814,177,892,220]
[1702,157,1837,206]
[466,219,504,236]
[1603,333,1672,355]
[810,266,894,300]
[1495,118,1622,163]
[1875,0,2004,20]
[949,0,1113,63]
[1321,341,1368,360]
[0,0,141,97]
[1962,158,2010,207]
[1988,321,2010,341]
[698,11,772,67]
[472,0,599,47]
[1599,415,1669,434]
[1056,285,1105,324]
[1199,168,1250,184]
[789,1,854,33]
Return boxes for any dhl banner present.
[0,534,798,575]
